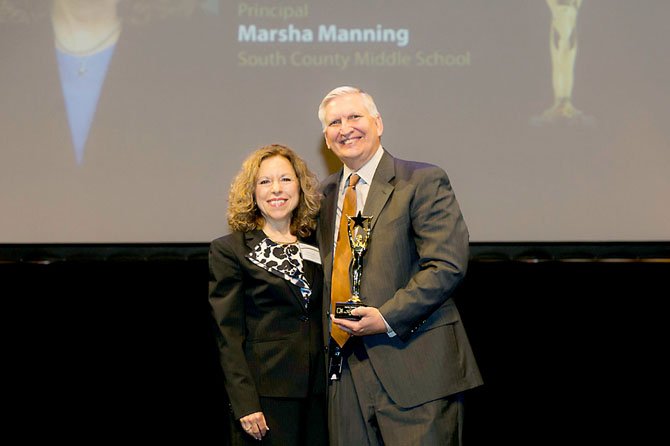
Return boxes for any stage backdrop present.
[2,0,668,243]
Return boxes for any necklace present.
[262,228,297,245]
[54,21,122,76]
[271,237,298,245]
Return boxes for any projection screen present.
[1,0,668,244]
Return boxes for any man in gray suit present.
[316,86,483,445]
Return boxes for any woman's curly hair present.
[227,144,321,238]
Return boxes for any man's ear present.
[375,115,384,137]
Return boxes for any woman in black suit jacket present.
[209,144,327,445]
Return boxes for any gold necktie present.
[331,173,360,347]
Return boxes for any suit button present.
[324,345,329,354]
[299,315,309,322]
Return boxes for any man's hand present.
[332,306,387,336]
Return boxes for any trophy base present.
[335,301,365,321]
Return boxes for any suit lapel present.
[244,230,309,313]
[319,173,341,279]
[364,151,395,232]
[302,258,317,293]
[244,230,266,253]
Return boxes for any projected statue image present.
[533,0,594,126]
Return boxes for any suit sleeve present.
[378,167,470,341]
[208,237,262,419]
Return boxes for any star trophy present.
[335,211,373,321]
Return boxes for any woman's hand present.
[239,411,269,441]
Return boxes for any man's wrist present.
[380,314,397,338]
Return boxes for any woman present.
[208,144,327,445]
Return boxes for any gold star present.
[351,211,370,228]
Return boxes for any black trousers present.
[230,393,327,446]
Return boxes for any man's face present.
[323,93,383,171]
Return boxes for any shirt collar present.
[341,145,384,192]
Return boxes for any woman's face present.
[254,155,300,227]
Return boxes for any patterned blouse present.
[246,238,312,308]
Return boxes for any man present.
[316,86,482,445]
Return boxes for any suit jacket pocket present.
[413,303,460,334]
